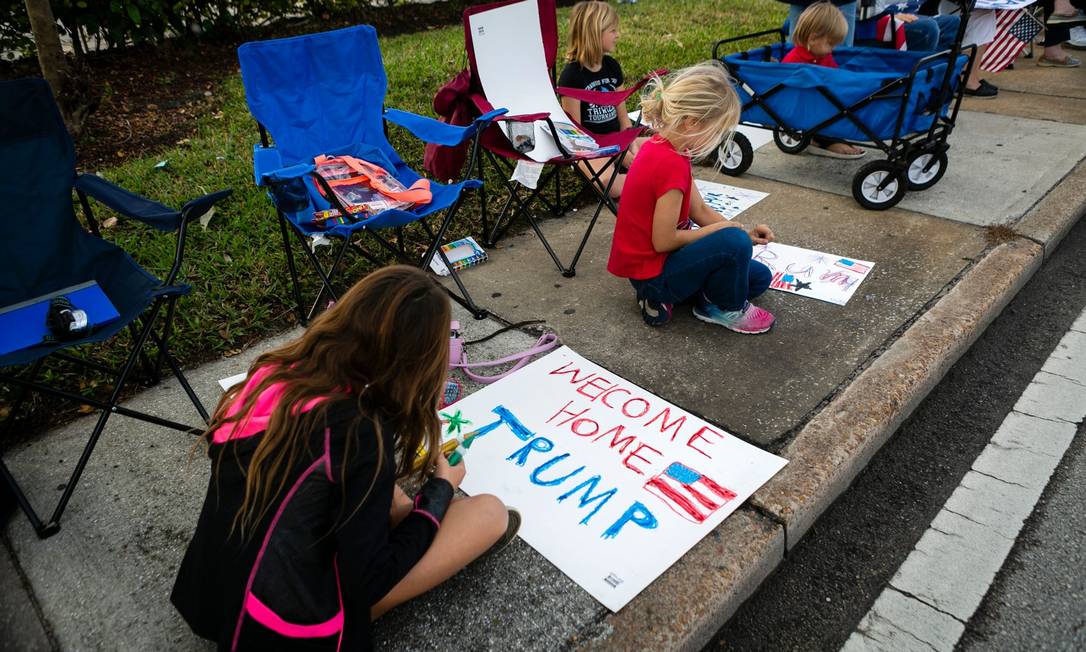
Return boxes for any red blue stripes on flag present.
[643,462,736,524]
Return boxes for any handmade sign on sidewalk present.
[752,242,875,306]
[443,347,787,611]
[694,179,768,221]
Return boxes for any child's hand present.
[433,452,466,490]
[895,13,919,23]
[748,224,775,245]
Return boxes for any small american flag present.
[835,258,871,275]
[644,462,736,524]
[876,15,908,51]
[980,9,1043,73]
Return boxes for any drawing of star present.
[439,410,472,436]
[794,280,812,291]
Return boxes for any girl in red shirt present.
[606,62,777,334]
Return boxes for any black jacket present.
[172,402,453,651]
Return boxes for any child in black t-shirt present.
[558,1,645,197]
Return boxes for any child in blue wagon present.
[607,62,778,335]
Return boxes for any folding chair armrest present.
[383,108,508,146]
[556,69,668,107]
[253,145,317,187]
[74,173,181,232]
[180,189,233,226]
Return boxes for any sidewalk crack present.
[970,468,1032,489]
[1009,409,1077,427]
[941,508,1016,540]
[887,585,967,625]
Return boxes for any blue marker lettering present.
[506,436,554,466]
[529,453,585,486]
[557,475,618,525]
[602,501,658,539]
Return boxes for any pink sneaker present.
[692,299,775,334]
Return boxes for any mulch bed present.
[1,1,577,168]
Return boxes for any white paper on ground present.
[752,242,875,306]
[469,0,576,162]
[217,372,248,392]
[447,346,787,611]
[511,160,545,189]
[694,179,769,220]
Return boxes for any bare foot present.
[828,142,864,156]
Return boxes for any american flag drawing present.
[835,258,871,275]
[771,271,798,291]
[980,9,1043,73]
[644,462,737,524]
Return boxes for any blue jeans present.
[788,2,857,46]
[630,228,772,312]
[904,14,960,52]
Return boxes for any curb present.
[575,160,1086,651]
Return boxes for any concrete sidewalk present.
[3,57,1084,651]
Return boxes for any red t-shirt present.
[607,136,692,280]
[781,44,839,68]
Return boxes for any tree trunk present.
[23,0,68,101]
[23,0,97,138]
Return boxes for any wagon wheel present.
[772,127,811,154]
[852,161,907,211]
[715,131,753,176]
[905,150,948,191]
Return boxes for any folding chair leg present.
[277,210,307,325]
[42,300,168,537]
[282,222,344,322]
[305,236,351,321]
[148,327,209,423]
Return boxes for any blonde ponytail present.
[639,61,741,161]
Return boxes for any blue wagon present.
[711,5,976,210]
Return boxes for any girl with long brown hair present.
[172,265,510,651]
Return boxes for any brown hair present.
[566,0,619,68]
[639,61,741,161]
[792,2,849,49]
[205,265,451,539]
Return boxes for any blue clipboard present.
[0,281,121,356]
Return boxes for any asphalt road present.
[958,423,1085,651]
[707,214,1086,652]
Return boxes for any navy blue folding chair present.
[237,25,505,322]
[0,78,231,538]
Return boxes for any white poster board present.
[694,179,769,221]
[469,0,576,162]
[446,346,787,611]
[752,242,875,306]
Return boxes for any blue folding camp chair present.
[237,25,505,322]
[0,78,231,538]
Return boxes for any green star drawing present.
[794,280,813,291]
[440,410,472,436]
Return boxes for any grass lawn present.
[20,0,785,410]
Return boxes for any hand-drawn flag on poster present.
[644,462,737,524]
[834,258,871,275]
[980,9,1043,73]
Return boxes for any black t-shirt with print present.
[558,55,625,135]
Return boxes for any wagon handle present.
[711,27,786,61]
